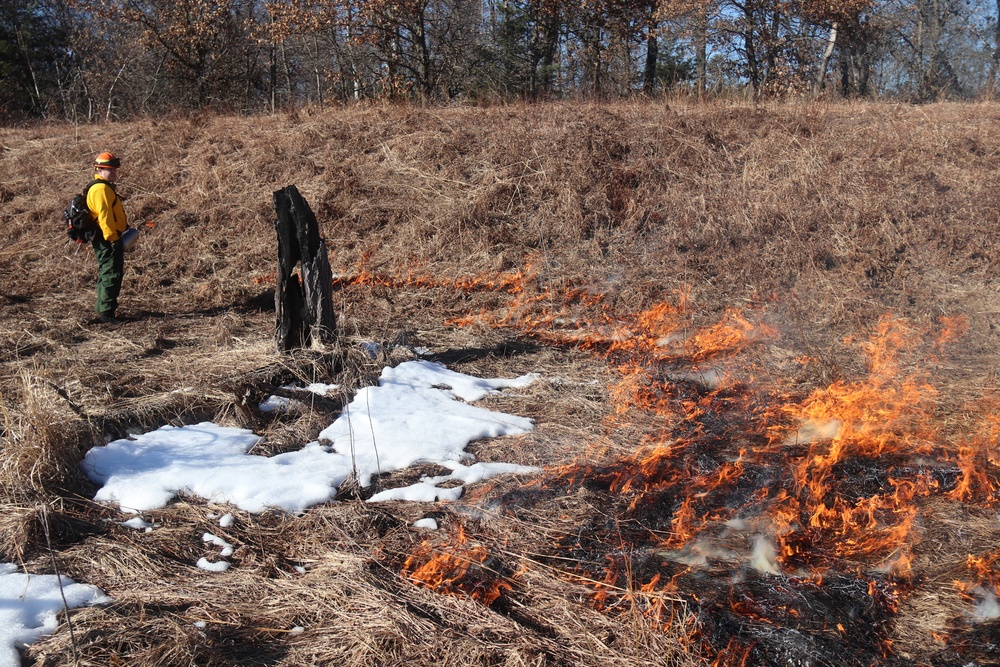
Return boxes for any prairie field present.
[1,100,1000,666]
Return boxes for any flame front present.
[340,262,1000,662]
[401,525,512,607]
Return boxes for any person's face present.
[98,167,119,182]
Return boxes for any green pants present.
[92,237,124,316]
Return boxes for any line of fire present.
[331,260,999,666]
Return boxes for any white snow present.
[119,517,153,531]
[0,564,110,667]
[196,558,230,573]
[412,518,439,530]
[82,361,539,514]
[258,382,339,413]
[7,360,540,663]
[203,533,234,557]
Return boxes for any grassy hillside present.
[1,101,999,666]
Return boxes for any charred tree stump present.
[273,185,336,351]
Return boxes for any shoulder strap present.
[84,179,120,210]
[84,178,111,196]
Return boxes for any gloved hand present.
[111,239,123,253]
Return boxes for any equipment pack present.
[64,180,104,243]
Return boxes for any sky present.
[1,359,540,666]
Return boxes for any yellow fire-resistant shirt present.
[86,176,127,242]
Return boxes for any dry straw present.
[1,100,999,665]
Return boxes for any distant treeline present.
[3,0,999,121]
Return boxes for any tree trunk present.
[537,16,560,94]
[695,1,708,95]
[273,185,336,352]
[920,0,959,98]
[643,23,658,94]
[814,22,838,95]
[993,0,1000,93]
[415,2,434,98]
[313,34,324,106]
[745,24,760,94]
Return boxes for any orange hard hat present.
[94,152,121,169]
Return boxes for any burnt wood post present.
[273,185,336,351]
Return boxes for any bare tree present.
[92,0,263,110]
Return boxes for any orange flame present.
[340,261,999,651]
[253,273,275,285]
[947,445,998,504]
[956,548,1000,599]
[934,314,969,347]
[757,317,942,571]
[401,525,512,606]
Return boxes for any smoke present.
[973,587,1000,620]
[749,536,781,575]
[786,418,843,445]
[667,366,727,389]
[659,539,738,567]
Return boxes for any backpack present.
[64,180,104,243]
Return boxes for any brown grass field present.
[1,100,1000,666]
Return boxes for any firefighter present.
[87,152,128,324]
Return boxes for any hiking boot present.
[96,312,116,324]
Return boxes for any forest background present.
[3,0,1000,122]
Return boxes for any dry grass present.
[2,100,1000,665]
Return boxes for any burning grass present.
[2,100,1000,665]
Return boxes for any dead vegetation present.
[1,100,1000,665]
